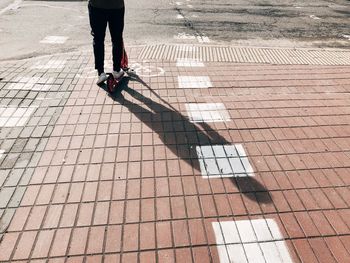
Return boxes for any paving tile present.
[13,231,37,260]
[185,103,230,123]
[8,206,31,231]
[1,54,350,263]
[32,230,55,258]
[123,224,139,251]
[156,221,173,248]
[140,222,156,250]
[86,226,105,254]
[0,232,20,261]
[157,249,175,263]
[308,238,337,263]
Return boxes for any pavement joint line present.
[7,195,349,211]
[15,180,350,193]
[4,221,350,241]
[1,236,348,261]
[0,48,350,260]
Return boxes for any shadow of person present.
[105,75,272,204]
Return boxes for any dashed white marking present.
[31,59,66,69]
[342,34,350,41]
[7,77,55,91]
[212,219,294,263]
[174,32,197,40]
[197,35,210,43]
[178,76,212,89]
[196,144,254,178]
[176,58,204,67]
[40,36,68,44]
[310,15,321,20]
[185,103,230,122]
[187,4,193,8]
[175,1,183,5]
[176,14,184,19]
[0,107,36,127]
[0,150,5,160]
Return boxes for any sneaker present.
[112,69,125,79]
[97,72,108,85]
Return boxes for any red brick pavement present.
[0,49,350,262]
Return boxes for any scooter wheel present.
[107,75,115,93]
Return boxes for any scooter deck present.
[106,73,125,93]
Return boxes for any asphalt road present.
[0,0,349,60]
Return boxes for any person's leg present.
[88,4,108,75]
[108,7,125,72]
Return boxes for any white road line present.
[196,144,254,178]
[178,76,212,89]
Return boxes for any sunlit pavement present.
[0,45,350,262]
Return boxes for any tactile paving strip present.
[139,44,350,65]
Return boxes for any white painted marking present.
[0,150,5,159]
[216,245,230,263]
[227,244,248,263]
[196,145,254,178]
[260,242,284,262]
[176,58,204,67]
[185,103,230,122]
[212,145,227,158]
[218,221,241,244]
[342,34,350,41]
[310,15,321,20]
[213,219,294,263]
[236,220,257,243]
[175,45,195,52]
[178,76,212,89]
[176,1,183,5]
[7,77,54,91]
[251,219,273,242]
[174,32,196,40]
[176,14,184,19]
[197,35,210,43]
[31,60,66,69]
[40,36,68,44]
[187,4,193,8]
[0,0,22,16]
[0,107,36,127]
[130,63,165,77]
[244,243,265,263]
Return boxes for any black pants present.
[88,4,125,74]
